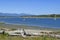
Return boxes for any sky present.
[0,0,60,15]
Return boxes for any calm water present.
[0,17,60,28]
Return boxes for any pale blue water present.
[0,17,60,28]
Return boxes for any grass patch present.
[0,34,60,40]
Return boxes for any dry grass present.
[0,34,60,40]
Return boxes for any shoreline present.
[0,22,60,31]
[0,16,60,18]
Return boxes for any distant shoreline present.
[19,17,60,18]
[0,16,60,18]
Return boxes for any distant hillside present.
[20,14,60,18]
[0,13,18,16]
[0,13,32,16]
[0,13,60,18]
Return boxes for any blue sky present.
[0,0,60,15]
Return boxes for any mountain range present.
[0,13,60,17]
[0,13,32,16]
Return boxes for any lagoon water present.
[0,17,60,28]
